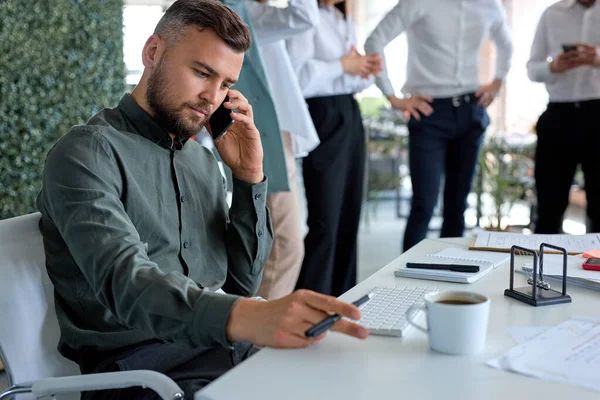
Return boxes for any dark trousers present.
[79,341,258,400]
[295,94,366,297]
[403,94,489,251]
[534,99,600,233]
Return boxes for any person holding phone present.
[364,0,513,251]
[527,0,600,234]
[245,0,321,300]
[35,1,367,398]
[286,0,382,297]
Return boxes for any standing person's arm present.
[363,0,432,119]
[246,0,319,44]
[527,11,553,82]
[526,11,583,83]
[475,5,513,107]
[364,0,426,96]
[287,25,381,96]
[342,17,380,94]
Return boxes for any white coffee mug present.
[407,291,490,355]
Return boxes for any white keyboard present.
[357,286,438,337]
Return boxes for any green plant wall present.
[0,0,125,219]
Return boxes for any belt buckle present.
[452,95,461,107]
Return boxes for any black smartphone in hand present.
[562,44,577,53]
[208,98,234,140]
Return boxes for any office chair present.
[0,213,183,400]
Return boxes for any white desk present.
[196,237,600,400]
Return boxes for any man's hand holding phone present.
[209,89,264,184]
[574,42,600,67]
[550,43,598,73]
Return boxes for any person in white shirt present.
[246,0,321,299]
[286,0,382,296]
[365,0,513,250]
[527,0,600,234]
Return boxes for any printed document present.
[488,317,600,392]
[473,232,600,253]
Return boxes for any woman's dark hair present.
[317,1,346,18]
[155,0,252,53]
[335,2,346,17]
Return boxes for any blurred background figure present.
[527,0,600,234]
[287,0,382,296]
[246,0,321,299]
[365,0,513,251]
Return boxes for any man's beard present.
[146,60,210,141]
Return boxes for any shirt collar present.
[118,94,187,151]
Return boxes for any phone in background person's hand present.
[208,98,234,141]
[562,44,577,53]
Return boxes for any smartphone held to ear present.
[208,98,234,140]
[562,44,577,53]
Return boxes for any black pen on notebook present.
[304,293,373,338]
[406,262,480,273]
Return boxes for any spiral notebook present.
[394,248,510,283]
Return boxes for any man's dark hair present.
[155,0,252,53]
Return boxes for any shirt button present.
[180,195,186,203]
[258,230,263,237]
[254,193,261,200]
[183,241,190,248]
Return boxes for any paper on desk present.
[473,232,600,253]
[583,249,600,259]
[488,317,600,392]
[487,327,550,369]
[507,326,549,344]
[522,254,600,281]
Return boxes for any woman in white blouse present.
[286,0,381,297]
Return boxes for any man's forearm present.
[222,176,272,296]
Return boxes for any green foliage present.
[358,96,389,118]
[0,0,125,219]
[476,136,536,230]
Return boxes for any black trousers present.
[534,99,600,233]
[79,340,258,400]
[295,94,366,297]
[403,94,488,251]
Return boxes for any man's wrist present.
[232,169,264,184]
[226,298,260,343]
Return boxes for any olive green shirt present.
[36,94,273,362]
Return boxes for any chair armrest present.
[31,370,183,400]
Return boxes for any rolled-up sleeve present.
[222,175,272,296]
[38,128,242,349]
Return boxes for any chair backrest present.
[0,213,79,395]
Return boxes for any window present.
[123,5,165,86]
